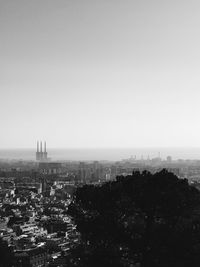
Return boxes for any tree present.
[68,169,200,267]
[0,239,14,267]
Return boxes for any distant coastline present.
[1,147,200,161]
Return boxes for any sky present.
[1,0,200,149]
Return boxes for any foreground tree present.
[68,169,200,267]
[0,239,14,267]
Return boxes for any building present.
[16,181,42,194]
[38,162,62,175]
[36,141,48,162]
[13,246,47,267]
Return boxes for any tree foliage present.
[0,239,14,267]
[68,169,200,267]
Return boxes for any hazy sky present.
[1,0,200,149]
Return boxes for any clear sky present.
[1,0,200,149]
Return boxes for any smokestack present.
[37,141,39,152]
[40,141,42,153]
[44,141,46,153]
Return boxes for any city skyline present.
[1,0,200,149]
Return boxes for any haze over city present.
[1,0,200,150]
[2,2,200,267]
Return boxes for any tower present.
[40,141,43,161]
[36,141,48,161]
[43,141,48,160]
[35,141,48,161]
[36,141,40,161]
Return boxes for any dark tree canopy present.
[0,239,14,267]
[68,169,200,267]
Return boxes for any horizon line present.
[2,146,200,150]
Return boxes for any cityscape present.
[2,0,200,266]
[0,143,199,266]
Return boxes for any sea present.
[1,148,200,161]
